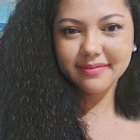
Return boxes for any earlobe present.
[133,43,137,52]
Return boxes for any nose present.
[80,31,103,57]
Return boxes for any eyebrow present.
[58,18,82,25]
[99,14,124,22]
[58,14,124,25]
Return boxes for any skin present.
[53,0,140,139]
[54,0,133,112]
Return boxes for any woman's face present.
[53,0,134,95]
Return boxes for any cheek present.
[106,45,132,63]
[56,43,76,62]
[104,31,133,62]
[54,38,80,73]
[104,39,133,78]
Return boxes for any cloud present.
[0,0,16,6]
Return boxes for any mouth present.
[77,63,110,76]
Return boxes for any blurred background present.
[0,0,19,37]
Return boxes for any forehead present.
[57,0,130,19]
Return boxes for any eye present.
[61,27,81,35]
[102,24,122,32]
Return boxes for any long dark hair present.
[115,0,140,120]
[0,0,140,139]
[0,0,86,139]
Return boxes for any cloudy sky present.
[0,0,16,23]
[0,0,16,6]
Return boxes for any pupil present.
[109,25,115,31]
[68,29,75,33]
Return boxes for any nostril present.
[80,41,102,57]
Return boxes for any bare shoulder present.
[131,119,140,131]
[84,116,140,140]
[125,120,140,140]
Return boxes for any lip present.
[77,63,109,76]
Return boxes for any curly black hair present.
[0,0,140,140]
[0,0,86,139]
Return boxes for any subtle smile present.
[77,63,110,76]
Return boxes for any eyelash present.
[60,24,122,37]
[102,24,122,32]
[61,27,81,35]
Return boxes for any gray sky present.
[0,0,16,23]
[0,0,16,6]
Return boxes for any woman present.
[0,0,140,139]
[54,0,140,139]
